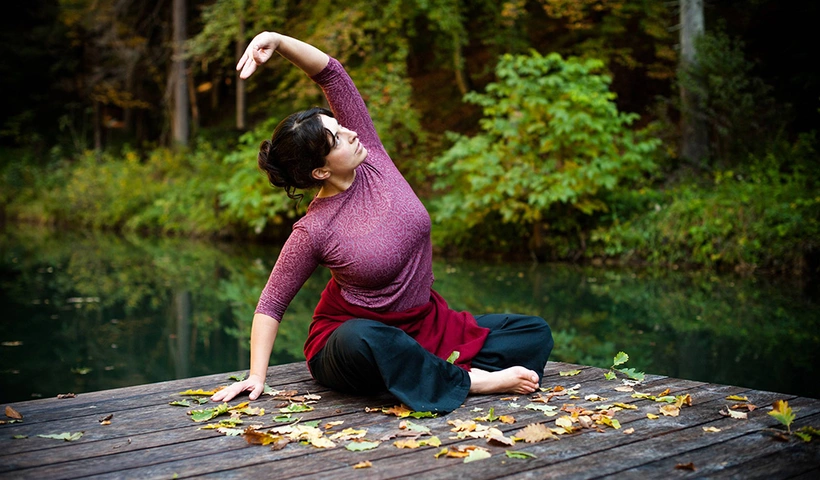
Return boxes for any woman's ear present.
[311,167,330,181]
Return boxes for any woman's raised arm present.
[237,31,329,79]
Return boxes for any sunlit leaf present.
[613,351,629,366]
[659,405,680,417]
[38,432,83,441]
[515,423,555,443]
[499,415,515,424]
[434,448,449,458]
[189,403,229,422]
[767,400,795,431]
[448,419,478,432]
[623,427,635,434]
[726,395,748,402]
[646,413,659,420]
[279,403,314,413]
[559,370,581,376]
[604,371,616,380]
[421,436,442,447]
[310,436,336,448]
[613,402,637,410]
[655,396,676,404]
[487,430,514,446]
[5,406,23,420]
[506,450,536,459]
[394,439,420,449]
[179,389,216,396]
[703,426,721,433]
[464,449,492,463]
[675,394,693,408]
[352,460,373,469]
[555,416,575,433]
[719,406,747,420]
[598,416,621,430]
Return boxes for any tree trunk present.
[679,0,708,165]
[452,32,470,96]
[187,67,199,136]
[235,12,246,131]
[172,0,189,147]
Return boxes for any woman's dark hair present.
[258,107,335,201]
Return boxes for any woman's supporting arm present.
[211,313,280,402]
[237,31,329,79]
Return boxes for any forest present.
[1,0,818,277]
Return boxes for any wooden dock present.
[1,361,818,479]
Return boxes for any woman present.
[212,31,553,413]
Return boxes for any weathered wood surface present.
[1,361,817,479]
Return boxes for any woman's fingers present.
[211,381,247,402]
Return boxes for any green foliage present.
[768,400,796,433]
[606,351,645,381]
[592,134,819,272]
[429,51,660,252]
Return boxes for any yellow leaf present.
[394,439,420,449]
[659,405,680,417]
[703,426,721,433]
[555,416,575,433]
[178,389,216,396]
[613,402,638,410]
[329,428,367,441]
[646,413,659,420]
[499,415,515,424]
[434,448,449,459]
[383,405,413,417]
[352,461,372,469]
[448,419,478,432]
[623,428,635,434]
[324,421,344,429]
[726,395,748,402]
[310,436,336,449]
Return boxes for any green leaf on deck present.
[613,352,629,366]
[559,370,581,377]
[726,395,749,402]
[38,432,84,441]
[525,403,558,416]
[617,368,645,381]
[217,427,244,436]
[506,450,537,459]
[302,420,320,428]
[279,403,314,413]
[346,440,380,451]
[400,419,431,433]
[272,414,298,423]
[189,403,229,422]
[12,435,28,439]
[446,351,460,364]
[604,371,616,380]
[228,372,247,382]
[474,407,499,422]
[794,426,820,442]
[169,400,191,407]
[768,400,796,432]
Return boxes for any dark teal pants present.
[308,314,553,413]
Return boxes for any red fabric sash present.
[305,278,489,370]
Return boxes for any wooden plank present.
[601,412,820,477]
[179,372,706,479]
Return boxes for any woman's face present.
[319,114,367,178]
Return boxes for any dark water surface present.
[2,226,818,403]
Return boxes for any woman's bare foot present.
[468,367,540,395]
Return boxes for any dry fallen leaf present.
[99,414,113,425]
[659,405,680,417]
[57,393,77,399]
[675,462,696,471]
[487,431,514,447]
[5,406,23,420]
[646,413,659,420]
[623,428,635,434]
[703,426,721,433]
[352,461,372,469]
[614,386,634,392]
[394,439,421,449]
[515,423,556,443]
[555,416,575,433]
[324,421,344,429]
[499,415,515,424]
[725,395,748,402]
[731,403,757,412]
[719,406,748,420]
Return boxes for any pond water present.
[1,226,818,403]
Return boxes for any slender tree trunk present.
[679,0,708,165]
[452,32,470,96]
[235,12,247,130]
[172,0,189,147]
[187,67,199,136]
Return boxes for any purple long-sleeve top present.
[254,57,435,321]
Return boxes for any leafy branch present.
[604,351,645,381]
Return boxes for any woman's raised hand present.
[236,32,281,80]
[211,373,266,402]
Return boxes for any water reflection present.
[1,226,818,403]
